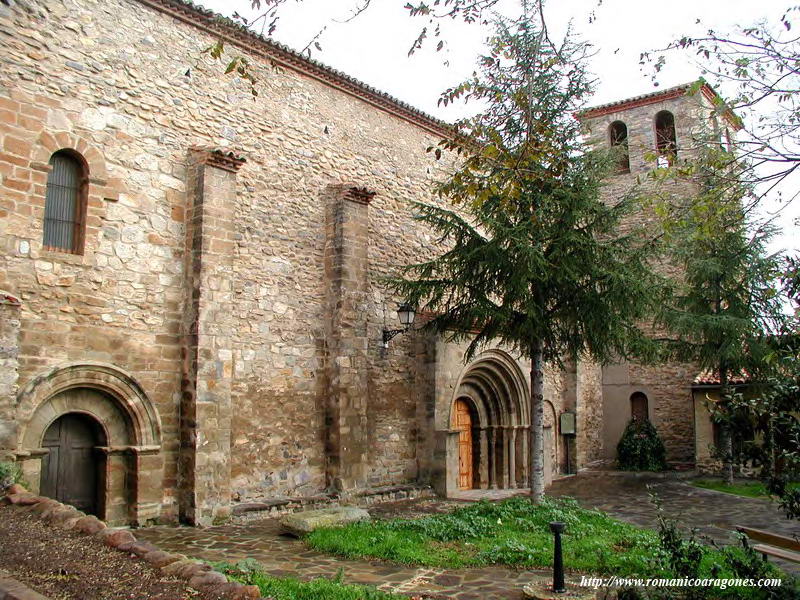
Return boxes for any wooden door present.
[454,399,473,490]
[41,413,100,515]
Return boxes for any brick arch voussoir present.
[33,131,108,179]
[16,362,161,451]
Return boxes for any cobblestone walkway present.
[549,471,799,547]
[136,472,799,598]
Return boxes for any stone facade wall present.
[0,296,21,459]
[581,90,724,465]
[575,359,603,467]
[0,0,530,521]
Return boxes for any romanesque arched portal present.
[447,350,530,491]
[14,362,162,526]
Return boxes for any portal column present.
[519,426,529,488]
[488,427,498,489]
[478,427,489,489]
[507,427,517,488]
[500,427,510,488]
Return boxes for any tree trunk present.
[719,367,734,485]
[529,340,545,502]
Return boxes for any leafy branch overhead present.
[641,5,800,205]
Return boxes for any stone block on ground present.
[522,579,597,600]
[75,515,106,535]
[279,506,370,537]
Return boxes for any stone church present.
[0,0,738,526]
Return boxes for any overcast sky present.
[197,0,798,253]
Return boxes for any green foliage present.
[618,495,798,599]
[651,497,705,584]
[307,495,794,597]
[213,559,402,600]
[0,461,24,489]
[616,419,667,472]
[390,2,666,501]
[393,6,665,366]
[721,345,800,518]
[651,140,789,485]
[656,169,785,376]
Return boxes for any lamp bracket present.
[382,327,407,348]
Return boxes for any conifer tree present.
[657,147,787,485]
[389,1,664,500]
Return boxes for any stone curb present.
[0,485,266,600]
[0,570,50,600]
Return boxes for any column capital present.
[190,146,247,173]
[330,183,376,205]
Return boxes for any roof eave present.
[577,81,743,131]
[134,0,454,139]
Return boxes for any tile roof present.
[692,369,752,386]
[578,80,742,130]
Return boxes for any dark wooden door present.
[454,399,473,490]
[41,413,100,515]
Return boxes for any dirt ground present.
[0,504,219,600]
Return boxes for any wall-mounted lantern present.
[382,303,416,348]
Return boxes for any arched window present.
[608,121,630,173]
[654,110,677,166]
[630,392,649,422]
[43,150,87,253]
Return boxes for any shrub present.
[0,461,24,489]
[617,418,667,471]
[620,494,799,600]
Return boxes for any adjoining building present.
[0,0,738,525]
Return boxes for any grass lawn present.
[692,479,800,499]
[305,496,739,579]
[213,497,793,600]
[214,560,403,600]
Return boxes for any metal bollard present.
[549,521,566,593]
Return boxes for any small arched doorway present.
[630,392,649,422]
[40,412,106,516]
[16,363,163,526]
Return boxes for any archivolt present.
[17,362,161,449]
[450,349,529,429]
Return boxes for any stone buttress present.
[323,184,375,493]
[178,148,245,526]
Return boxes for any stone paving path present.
[549,471,800,574]
[136,472,800,598]
[549,471,799,548]
[136,517,549,599]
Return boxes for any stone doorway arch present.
[14,362,163,526]
[444,350,530,493]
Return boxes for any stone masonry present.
[0,0,728,525]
